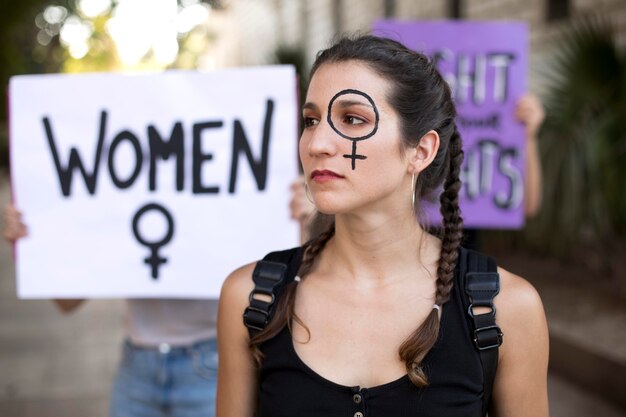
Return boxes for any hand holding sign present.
[3,204,27,242]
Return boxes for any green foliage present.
[526,16,626,260]
[0,0,61,170]
[0,0,217,170]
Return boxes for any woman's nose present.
[305,120,339,158]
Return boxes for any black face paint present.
[327,89,380,170]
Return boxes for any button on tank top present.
[257,266,484,417]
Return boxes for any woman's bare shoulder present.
[494,267,548,358]
[220,262,257,304]
[218,262,258,345]
[489,268,549,416]
[496,267,544,315]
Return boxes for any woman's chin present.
[311,200,346,215]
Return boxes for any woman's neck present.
[320,209,440,287]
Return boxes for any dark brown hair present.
[250,34,464,387]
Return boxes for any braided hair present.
[250,35,464,387]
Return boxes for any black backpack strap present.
[243,247,303,337]
[459,247,503,417]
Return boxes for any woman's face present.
[300,60,412,215]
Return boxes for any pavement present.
[0,175,624,417]
[493,248,626,415]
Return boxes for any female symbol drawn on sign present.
[132,203,174,280]
[327,89,380,170]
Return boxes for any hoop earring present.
[411,172,416,211]
[305,182,314,204]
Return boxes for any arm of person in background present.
[516,93,545,218]
[3,204,85,313]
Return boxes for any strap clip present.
[243,306,271,332]
[473,324,504,351]
[243,260,288,335]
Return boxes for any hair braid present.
[399,125,464,387]
[249,215,335,364]
[435,126,464,306]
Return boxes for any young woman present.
[217,35,549,417]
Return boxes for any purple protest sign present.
[373,20,528,229]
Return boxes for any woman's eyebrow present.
[302,102,319,111]
[335,99,373,109]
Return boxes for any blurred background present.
[1,0,625,416]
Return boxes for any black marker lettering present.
[460,149,481,200]
[460,140,523,210]
[228,99,274,193]
[455,54,487,105]
[473,55,487,104]
[432,51,515,105]
[458,113,501,130]
[148,122,185,191]
[495,148,523,209]
[43,110,108,197]
[456,54,474,104]
[192,121,222,194]
[45,99,279,196]
[107,130,143,189]
[478,139,499,194]
[432,49,456,93]
[487,53,515,103]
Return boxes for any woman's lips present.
[311,169,344,183]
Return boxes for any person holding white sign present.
[3,204,218,417]
[217,35,548,417]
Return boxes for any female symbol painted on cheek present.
[327,89,380,170]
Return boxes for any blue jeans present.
[109,338,217,417]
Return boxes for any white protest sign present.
[9,66,299,299]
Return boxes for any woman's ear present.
[407,130,440,174]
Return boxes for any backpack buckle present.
[473,324,503,351]
[243,306,271,332]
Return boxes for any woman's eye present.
[303,117,319,127]
[344,115,365,125]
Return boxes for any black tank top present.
[257,263,484,417]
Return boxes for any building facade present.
[200,0,626,91]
